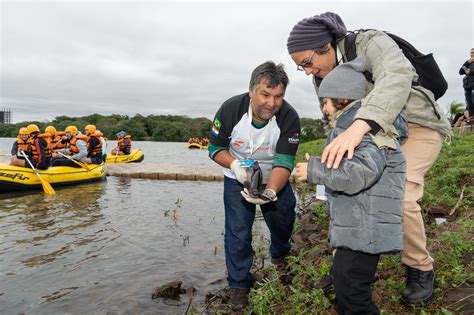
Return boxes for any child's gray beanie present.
[318,56,367,100]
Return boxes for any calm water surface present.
[0,139,272,314]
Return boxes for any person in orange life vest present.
[95,130,108,162]
[51,125,88,167]
[111,131,131,155]
[41,126,55,151]
[45,125,64,151]
[83,124,103,164]
[52,130,69,151]
[10,127,30,167]
[25,124,51,171]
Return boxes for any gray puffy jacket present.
[307,102,406,254]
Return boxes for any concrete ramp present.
[107,162,298,182]
[107,162,224,181]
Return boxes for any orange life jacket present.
[87,134,103,157]
[68,135,88,154]
[16,136,30,155]
[118,135,132,152]
[51,131,66,150]
[30,134,52,162]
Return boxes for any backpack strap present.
[343,30,374,83]
[343,32,358,62]
[344,29,441,120]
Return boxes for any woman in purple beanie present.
[287,11,452,311]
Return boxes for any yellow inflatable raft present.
[106,149,144,163]
[187,143,208,150]
[0,163,107,192]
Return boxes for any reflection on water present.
[1,183,108,265]
[0,177,270,314]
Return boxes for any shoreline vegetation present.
[0,114,325,143]
[2,114,471,313]
[202,130,473,314]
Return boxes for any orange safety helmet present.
[45,125,57,136]
[65,125,78,136]
[27,124,40,134]
[19,127,29,135]
[85,124,96,135]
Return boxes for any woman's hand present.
[321,119,371,169]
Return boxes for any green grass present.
[422,131,474,214]
[295,138,326,163]
[246,131,474,314]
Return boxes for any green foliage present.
[249,255,332,314]
[300,118,325,142]
[431,220,473,289]
[0,113,212,142]
[449,101,465,121]
[295,138,326,163]
[422,131,474,213]
[311,201,329,230]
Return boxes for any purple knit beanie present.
[287,12,347,54]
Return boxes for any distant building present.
[0,109,12,124]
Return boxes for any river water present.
[0,139,272,314]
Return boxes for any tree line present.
[0,113,326,143]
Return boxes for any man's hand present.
[321,119,370,169]
[230,159,248,184]
[241,188,277,205]
[295,162,308,182]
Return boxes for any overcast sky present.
[1,0,473,123]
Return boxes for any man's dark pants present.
[223,176,296,292]
[332,247,381,314]
[465,88,474,116]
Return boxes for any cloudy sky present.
[1,0,472,123]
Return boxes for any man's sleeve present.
[459,61,469,75]
[11,141,18,155]
[273,107,301,172]
[208,103,233,160]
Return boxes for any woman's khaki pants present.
[400,123,443,271]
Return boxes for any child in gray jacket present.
[295,57,406,314]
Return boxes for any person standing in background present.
[459,48,474,119]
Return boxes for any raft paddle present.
[114,147,119,163]
[57,152,89,170]
[20,151,56,195]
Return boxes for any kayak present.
[0,163,107,192]
[106,149,144,163]
[187,143,208,150]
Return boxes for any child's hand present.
[295,162,308,182]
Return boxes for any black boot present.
[401,265,435,306]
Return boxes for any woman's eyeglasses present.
[296,47,329,71]
[296,50,316,71]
